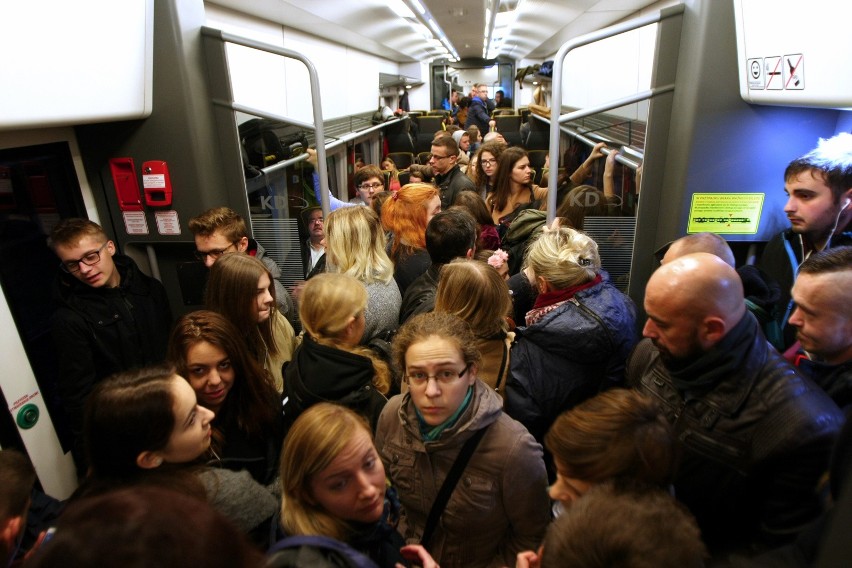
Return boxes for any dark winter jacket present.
[434,165,476,210]
[282,337,387,436]
[627,313,843,557]
[505,274,638,443]
[51,255,173,463]
[398,264,439,325]
[464,96,490,133]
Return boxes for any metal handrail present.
[201,27,331,214]
[546,4,685,219]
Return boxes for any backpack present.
[267,535,380,568]
[239,118,309,171]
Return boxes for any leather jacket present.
[627,317,843,556]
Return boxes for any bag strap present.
[493,336,510,393]
[420,425,489,549]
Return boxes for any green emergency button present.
[16,403,39,429]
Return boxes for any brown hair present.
[188,207,248,241]
[354,165,385,191]
[205,253,280,360]
[488,146,531,213]
[555,185,610,231]
[393,312,481,378]
[48,218,108,249]
[168,310,282,448]
[544,389,675,487]
[434,259,512,338]
[0,450,35,522]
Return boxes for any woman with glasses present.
[323,206,401,344]
[205,253,295,393]
[282,273,391,434]
[168,310,284,485]
[375,312,549,568]
[381,183,441,295]
[504,228,638,446]
[469,139,508,200]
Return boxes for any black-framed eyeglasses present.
[359,182,383,190]
[60,242,108,273]
[480,158,497,166]
[405,363,471,387]
[430,154,453,161]
[194,241,238,261]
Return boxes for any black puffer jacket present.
[282,337,387,436]
[627,314,843,557]
[505,274,638,443]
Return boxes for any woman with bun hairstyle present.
[381,183,441,294]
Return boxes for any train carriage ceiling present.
[208,0,663,63]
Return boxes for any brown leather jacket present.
[375,380,549,567]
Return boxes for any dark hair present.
[489,146,531,213]
[407,164,433,182]
[541,483,706,568]
[798,245,852,275]
[425,209,477,264]
[188,207,248,240]
[0,449,35,521]
[168,310,282,448]
[452,191,495,227]
[354,165,385,190]
[784,133,852,203]
[28,487,265,568]
[48,218,108,249]
[431,135,459,156]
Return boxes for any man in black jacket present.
[50,219,173,474]
[428,135,476,210]
[628,253,842,558]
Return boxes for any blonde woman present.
[434,259,514,398]
[505,228,638,444]
[324,205,401,343]
[278,403,436,568]
[282,273,391,434]
[205,253,295,392]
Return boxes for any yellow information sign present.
[687,193,764,234]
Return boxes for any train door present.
[0,139,91,499]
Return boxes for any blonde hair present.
[525,227,600,290]
[280,403,376,542]
[299,273,390,394]
[325,206,394,285]
[434,259,511,338]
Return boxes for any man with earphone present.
[759,132,852,350]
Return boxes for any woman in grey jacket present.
[375,312,550,568]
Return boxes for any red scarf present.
[526,274,602,326]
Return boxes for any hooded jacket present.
[282,337,387,435]
[375,380,550,568]
[505,274,638,443]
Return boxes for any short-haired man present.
[759,132,852,347]
[300,206,325,279]
[399,209,477,324]
[629,253,842,556]
[188,206,294,318]
[429,135,477,210]
[788,246,852,408]
[0,450,36,565]
[465,83,492,133]
[50,219,173,472]
[352,165,385,207]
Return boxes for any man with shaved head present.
[628,253,842,558]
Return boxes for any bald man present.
[788,246,852,408]
[628,253,842,557]
[660,232,736,267]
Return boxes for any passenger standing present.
[451,190,501,251]
[49,218,173,474]
[464,84,491,136]
[324,206,401,343]
[629,252,843,556]
[451,130,470,170]
[486,146,546,240]
[354,165,388,207]
[375,312,550,568]
[381,183,441,295]
[205,253,295,392]
[300,206,325,279]
[169,310,284,485]
[189,206,295,321]
[428,135,476,210]
[759,132,852,348]
[470,140,508,199]
[399,209,477,324]
[505,228,637,444]
[282,274,390,434]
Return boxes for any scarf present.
[416,387,473,442]
[526,274,602,326]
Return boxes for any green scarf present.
[416,387,474,442]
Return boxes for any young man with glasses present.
[49,218,173,475]
[429,135,477,209]
[352,165,385,207]
[464,83,492,134]
[188,206,294,318]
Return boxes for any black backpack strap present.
[420,425,489,549]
